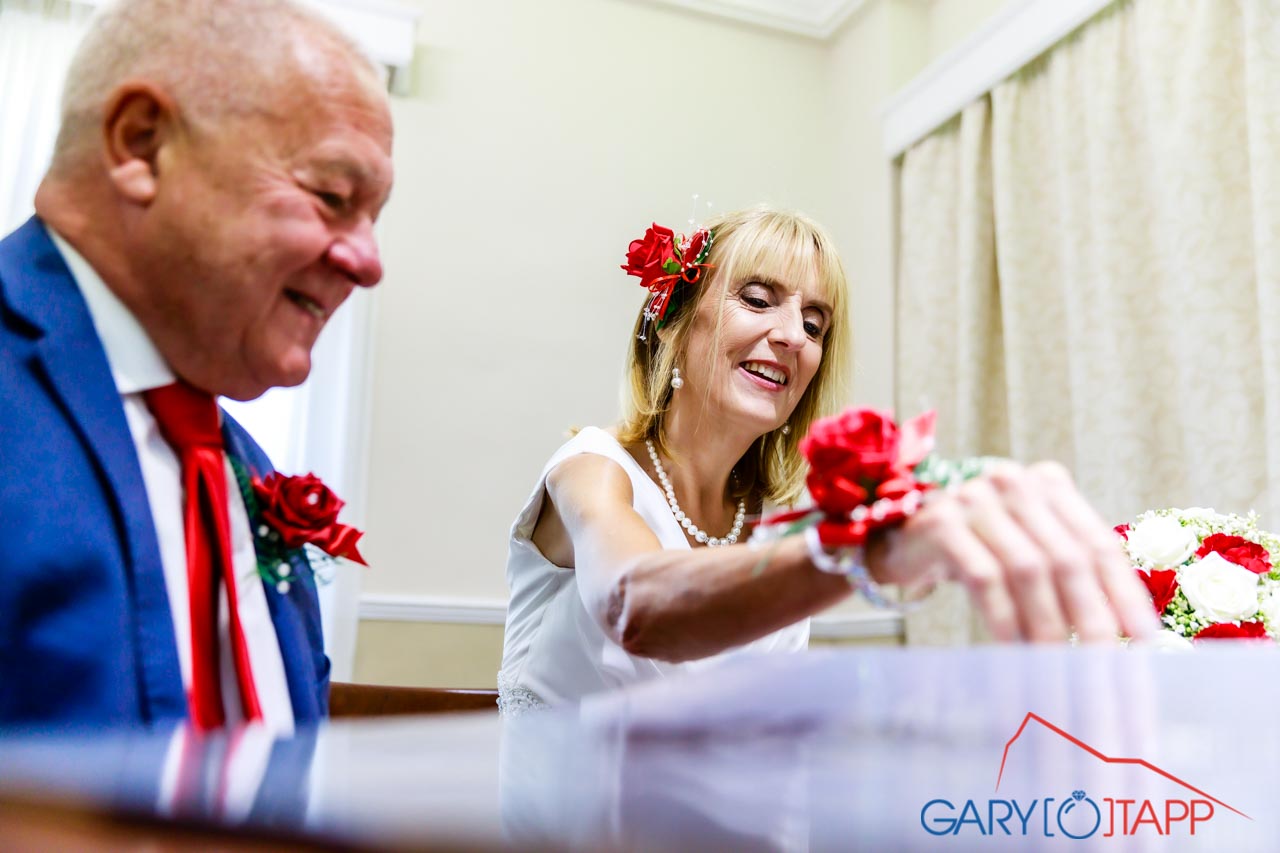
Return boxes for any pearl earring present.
[671,367,684,390]
[781,423,791,435]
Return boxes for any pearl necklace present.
[645,439,746,547]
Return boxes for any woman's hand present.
[869,461,1159,642]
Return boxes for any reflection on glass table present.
[2,646,1278,851]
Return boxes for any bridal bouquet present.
[1118,508,1280,645]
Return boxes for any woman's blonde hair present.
[616,204,852,507]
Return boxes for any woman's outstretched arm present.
[540,455,1159,663]
[539,453,851,663]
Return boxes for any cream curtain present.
[900,0,1280,524]
[897,0,1280,642]
[898,97,1008,461]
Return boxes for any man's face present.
[140,59,394,400]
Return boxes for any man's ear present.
[101,83,176,205]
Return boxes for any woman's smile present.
[738,360,790,391]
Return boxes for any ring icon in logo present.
[1057,790,1101,840]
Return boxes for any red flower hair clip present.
[621,223,714,340]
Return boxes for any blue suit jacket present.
[0,217,329,728]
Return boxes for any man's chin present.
[215,361,311,402]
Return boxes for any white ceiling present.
[633,0,869,40]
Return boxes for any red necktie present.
[144,382,262,730]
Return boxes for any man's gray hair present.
[51,0,378,172]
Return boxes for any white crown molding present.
[882,0,1116,158]
[631,0,868,40]
[358,594,903,640]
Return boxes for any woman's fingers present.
[954,474,1072,642]
[890,502,1020,640]
[982,463,1119,642]
[883,461,1156,643]
[1025,462,1160,641]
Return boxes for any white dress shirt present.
[51,230,295,734]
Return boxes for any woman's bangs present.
[718,222,843,317]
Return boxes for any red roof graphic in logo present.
[995,712,1250,820]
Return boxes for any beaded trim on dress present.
[497,669,550,717]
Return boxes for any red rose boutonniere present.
[228,462,368,594]
[252,473,368,565]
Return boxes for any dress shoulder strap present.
[540,426,641,478]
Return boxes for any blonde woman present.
[497,205,1155,713]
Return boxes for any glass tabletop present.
[2,644,1275,851]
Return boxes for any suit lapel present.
[0,217,186,721]
[221,418,327,722]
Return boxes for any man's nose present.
[327,219,383,287]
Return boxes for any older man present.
[0,0,392,729]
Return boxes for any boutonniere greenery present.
[229,461,368,594]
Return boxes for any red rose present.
[875,473,919,501]
[801,409,902,515]
[682,229,709,265]
[621,223,676,289]
[254,473,342,546]
[1114,523,1130,540]
[252,473,367,565]
[1136,568,1179,614]
[1193,621,1269,642]
[1196,533,1272,575]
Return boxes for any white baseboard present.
[810,611,903,640]
[359,594,902,640]
[360,595,508,625]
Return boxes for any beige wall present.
[355,622,504,688]
[354,0,1013,686]
[825,1,913,413]
[923,0,1015,61]
[823,0,1014,416]
[367,0,838,603]
[353,620,901,688]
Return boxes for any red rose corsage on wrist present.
[751,408,938,608]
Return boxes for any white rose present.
[1179,552,1262,623]
[1126,516,1198,568]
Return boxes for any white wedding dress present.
[497,427,809,715]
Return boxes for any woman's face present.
[677,268,830,436]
